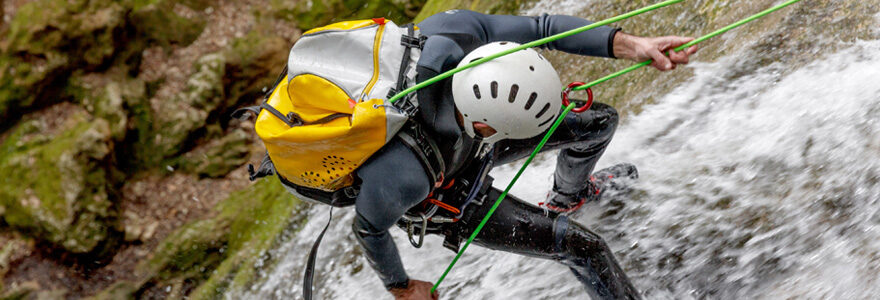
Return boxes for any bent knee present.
[554,216,612,257]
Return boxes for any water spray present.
[429,0,804,294]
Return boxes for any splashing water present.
[243,17,880,300]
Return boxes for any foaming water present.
[244,40,880,299]
[592,40,880,299]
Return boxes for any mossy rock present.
[128,0,207,49]
[0,108,115,254]
[117,178,305,299]
[0,0,125,127]
[273,0,427,30]
[222,30,289,113]
[414,0,537,22]
[173,128,250,178]
[0,0,205,128]
[143,53,226,167]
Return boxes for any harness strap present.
[398,120,446,189]
[247,153,276,181]
[303,207,332,300]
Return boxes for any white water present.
[244,22,880,300]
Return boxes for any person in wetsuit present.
[352,10,698,300]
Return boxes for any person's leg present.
[449,187,640,300]
[353,139,432,289]
[493,102,619,195]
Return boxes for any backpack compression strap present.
[389,23,426,116]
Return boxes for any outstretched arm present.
[419,10,698,71]
[419,10,619,58]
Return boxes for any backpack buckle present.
[401,35,427,49]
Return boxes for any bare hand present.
[612,32,699,71]
[389,279,439,300]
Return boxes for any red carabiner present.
[562,82,593,113]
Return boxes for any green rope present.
[429,0,805,294]
[573,0,804,91]
[430,103,576,294]
[427,1,689,294]
[388,0,684,104]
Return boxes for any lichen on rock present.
[125,178,306,299]
[0,106,115,254]
[0,0,206,128]
[273,0,428,30]
[173,128,251,178]
[148,53,226,164]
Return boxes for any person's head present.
[452,42,562,145]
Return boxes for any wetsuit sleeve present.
[353,139,432,290]
[419,9,620,58]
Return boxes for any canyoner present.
[231,0,797,299]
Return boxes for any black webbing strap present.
[231,66,290,123]
[247,153,275,181]
[261,102,298,127]
[303,207,332,300]
[388,23,423,116]
[398,121,446,188]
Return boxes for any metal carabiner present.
[407,213,428,248]
[562,82,593,113]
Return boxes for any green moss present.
[125,178,305,299]
[0,0,128,125]
[414,0,536,22]
[0,110,114,253]
[129,0,206,48]
[273,0,427,30]
[138,53,225,167]
[223,30,288,110]
[0,0,205,127]
[0,288,31,300]
[87,281,138,300]
[174,129,250,178]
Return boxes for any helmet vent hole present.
[538,114,556,127]
[535,103,551,119]
[490,81,498,98]
[525,92,538,110]
[473,84,481,99]
[508,84,519,103]
[469,57,483,63]
[529,66,535,71]
[500,42,508,45]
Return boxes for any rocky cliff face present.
[0,0,426,298]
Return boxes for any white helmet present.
[452,42,562,145]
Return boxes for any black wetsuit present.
[352,10,639,299]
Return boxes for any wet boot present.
[542,163,639,213]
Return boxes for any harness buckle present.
[342,186,359,198]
